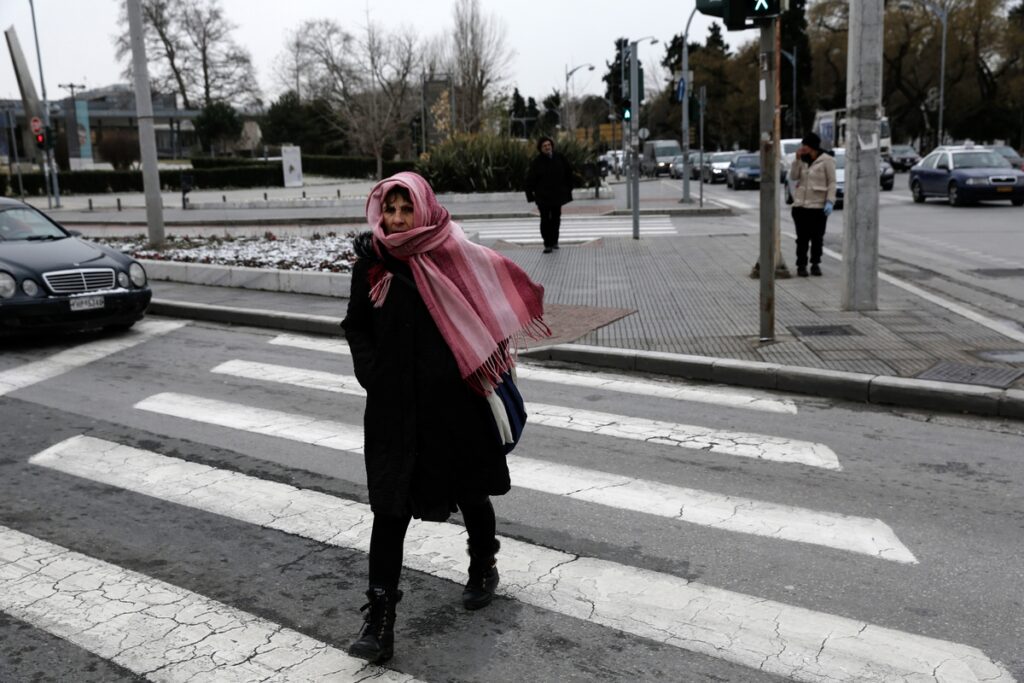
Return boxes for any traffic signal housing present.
[34,131,45,149]
[696,0,783,31]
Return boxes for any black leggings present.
[537,203,562,248]
[368,496,496,590]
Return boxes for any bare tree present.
[179,0,261,108]
[272,28,315,100]
[300,18,419,177]
[449,0,514,133]
[114,0,193,108]
[115,0,261,109]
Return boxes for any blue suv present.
[909,146,1024,206]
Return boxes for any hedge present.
[191,155,417,178]
[2,166,284,196]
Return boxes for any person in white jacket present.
[788,132,837,277]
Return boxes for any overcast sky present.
[1,0,753,108]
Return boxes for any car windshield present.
[990,145,1019,158]
[832,153,846,169]
[656,143,681,156]
[892,145,916,155]
[952,151,1011,169]
[711,153,735,162]
[0,207,68,241]
[736,155,759,167]
[782,142,800,155]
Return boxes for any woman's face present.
[382,194,415,233]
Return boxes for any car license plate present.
[996,186,1012,193]
[70,295,104,312]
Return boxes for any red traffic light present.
[34,132,45,148]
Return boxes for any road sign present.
[638,127,650,140]
[30,116,42,135]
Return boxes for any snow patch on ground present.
[94,232,358,273]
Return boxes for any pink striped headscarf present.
[366,172,550,395]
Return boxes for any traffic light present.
[623,106,631,121]
[34,131,45,149]
[696,0,783,31]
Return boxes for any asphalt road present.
[1,318,1021,681]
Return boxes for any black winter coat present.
[340,232,510,522]
[525,152,574,207]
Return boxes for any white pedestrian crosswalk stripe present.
[207,362,834,469]
[0,320,186,397]
[0,523,421,682]
[460,215,676,242]
[245,344,802,414]
[29,436,1012,683]
[136,386,910,561]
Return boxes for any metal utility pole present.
[842,0,883,311]
[28,0,59,207]
[630,42,641,238]
[127,0,165,247]
[757,19,779,341]
[680,6,697,203]
[5,110,25,198]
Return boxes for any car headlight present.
[22,279,40,297]
[0,272,15,299]
[117,271,130,288]
[129,262,147,287]
[965,178,989,186]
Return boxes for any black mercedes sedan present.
[0,198,151,335]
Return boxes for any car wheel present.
[1012,198,1024,207]
[911,180,925,203]
[882,182,893,191]
[947,182,964,207]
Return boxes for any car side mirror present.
[937,162,949,171]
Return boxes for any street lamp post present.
[564,63,595,137]
[901,0,948,147]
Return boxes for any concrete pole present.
[758,21,778,341]
[680,6,697,203]
[127,0,165,248]
[841,0,883,310]
[773,19,787,275]
[27,0,58,208]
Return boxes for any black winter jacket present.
[525,152,574,206]
[340,232,510,522]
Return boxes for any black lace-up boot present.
[463,539,501,610]
[348,587,402,663]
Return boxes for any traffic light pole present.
[757,19,778,341]
[630,42,640,239]
[28,0,59,208]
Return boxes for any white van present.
[641,140,682,177]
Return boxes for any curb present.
[149,299,343,336]
[144,260,352,298]
[519,343,1024,421]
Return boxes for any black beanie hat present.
[801,132,821,151]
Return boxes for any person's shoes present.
[543,247,553,254]
[810,264,822,276]
[348,587,402,664]
[463,539,500,610]
[552,244,560,250]
[797,267,809,277]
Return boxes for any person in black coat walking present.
[341,172,549,664]
[525,136,574,253]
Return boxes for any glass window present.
[0,208,67,241]
[951,151,1011,169]
[919,153,938,170]
[736,155,759,166]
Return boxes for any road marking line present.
[30,436,1009,682]
[209,363,834,469]
[136,389,887,558]
[261,341,798,415]
[135,392,365,453]
[0,320,186,397]
[0,522,420,682]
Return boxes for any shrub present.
[97,130,141,171]
[6,166,285,195]
[415,134,596,193]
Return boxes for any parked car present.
[785,149,894,206]
[702,151,741,184]
[641,139,683,177]
[0,198,151,335]
[909,146,1024,206]
[889,144,921,171]
[779,138,802,182]
[725,153,761,189]
[989,144,1024,171]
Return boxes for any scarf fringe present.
[467,317,551,396]
[369,271,392,308]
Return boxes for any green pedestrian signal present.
[697,0,783,31]
[623,107,631,121]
